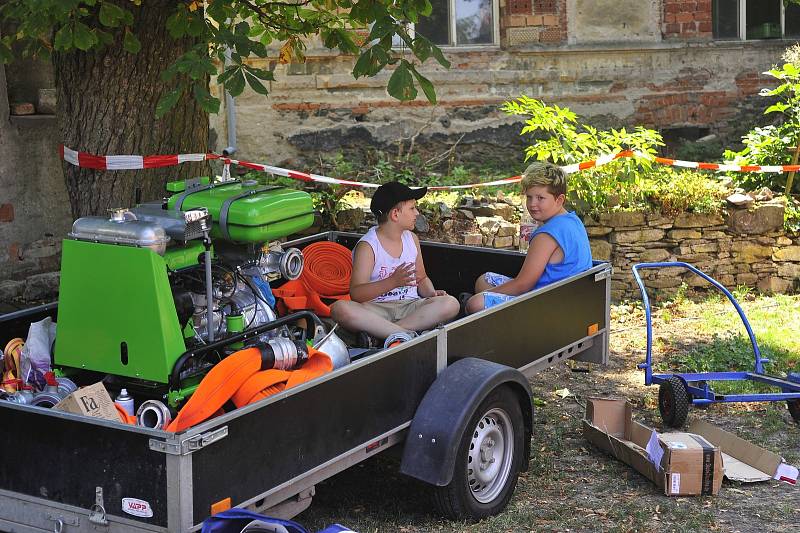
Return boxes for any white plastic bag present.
[20,317,56,390]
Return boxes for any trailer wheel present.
[788,399,800,423]
[433,386,524,521]
[659,376,690,428]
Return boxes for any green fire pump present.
[53,178,320,407]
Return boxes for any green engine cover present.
[166,180,314,243]
[55,239,186,383]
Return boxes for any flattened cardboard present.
[55,381,121,422]
[689,419,799,485]
[583,398,723,496]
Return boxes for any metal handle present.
[52,518,63,533]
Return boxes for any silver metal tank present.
[69,209,170,255]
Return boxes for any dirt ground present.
[297,303,800,533]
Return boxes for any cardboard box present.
[54,382,122,422]
[583,398,723,496]
[688,419,798,485]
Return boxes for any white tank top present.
[356,226,419,302]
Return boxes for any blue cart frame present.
[632,262,800,427]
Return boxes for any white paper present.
[670,473,681,494]
[774,463,799,485]
[646,430,664,471]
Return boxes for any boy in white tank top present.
[330,182,459,344]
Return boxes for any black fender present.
[399,357,533,486]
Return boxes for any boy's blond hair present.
[520,162,567,197]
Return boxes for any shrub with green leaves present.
[501,96,732,216]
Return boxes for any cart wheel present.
[788,399,800,424]
[659,376,690,428]
[433,386,524,521]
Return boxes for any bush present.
[644,167,728,215]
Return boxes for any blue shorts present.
[482,272,516,309]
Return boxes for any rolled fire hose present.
[272,241,352,317]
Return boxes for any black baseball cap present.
[370,181,427,217]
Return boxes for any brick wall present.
[663,0,712,39]
[501,0,566,45]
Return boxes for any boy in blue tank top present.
[465,162,593,313]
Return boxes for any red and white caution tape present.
[60,145,800,191]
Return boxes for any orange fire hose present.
[163,346,332,432]
[272,241,352,317]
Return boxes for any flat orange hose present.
[164,346,332,432]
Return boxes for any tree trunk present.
[54,1,209,219]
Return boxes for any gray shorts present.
[363,298,429,322]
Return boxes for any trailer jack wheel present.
[659,376,690,428]
[788,399,800,423]
[433,386,524,521]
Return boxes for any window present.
[395,0,499,47]
[713,0,800,39]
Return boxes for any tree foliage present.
[0,0,450,116]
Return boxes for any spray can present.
[115,388,135,417]
[519,207,538,253]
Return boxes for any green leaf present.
[72,22,97,51]
[387,61,416,101]
[123,30,141,54]
[226,70,246,96]
[245,72,269,96]
[166,11,187,39]
[411,67,436,104]
[54,25,73,51]
[156,87,182,118]
[99,2,125,28]
[429,43,450,68]
[193,84,220,114]
[243,65,275,81]
[0,41,12,64]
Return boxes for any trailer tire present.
[659,376,690,428]
[433,385,524,521]
[788,399,800,423]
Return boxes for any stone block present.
[777,236,793,246]
[609,228,665,244]
[493,235,514,249]
[647,276,683,288]
[586,226,612,237]
[590,239,612,261]
[717,274,735,286]
[674,213,724,228]
[598,211,646,227]
[731,242,772,261]
[639,249,671,262]
[22,272,60,301]
[37,88,57,115]
[691,243,718,253]
[0,280,24,301]
[773,246,800,262]
[463,233,483,246]
[758,276,792,294]
[777,263,800,278]
[477,216,502,236]
[335,208,365,231]
[735,272,759,285]
[702,231,727,240]
[668,229,702,240]
[727,204,784,235]
[457,209,475,220]
[496,221,517,238]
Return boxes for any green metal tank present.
[166,180,314,243]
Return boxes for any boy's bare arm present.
[490,233,559,295]
[411,233,447,297]
[350,242,416,302]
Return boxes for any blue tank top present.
[531,211,593,289]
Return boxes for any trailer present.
[0,231,611,533]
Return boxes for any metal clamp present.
[47,514,79,530]
[218,186,280,242]
[88,486,108,526]
[595,267,612,282]
[149,426,229,455]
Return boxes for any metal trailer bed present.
[0,232,611,533]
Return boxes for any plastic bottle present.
[115,388,135,417]
[519,207,538,253]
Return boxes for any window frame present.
[715,0,799,40]
[396,0,500,48]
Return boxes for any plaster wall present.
[0,61,71,290]
[567,0,662,44]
